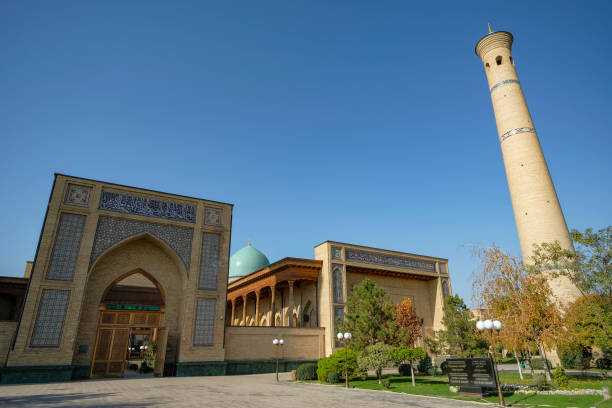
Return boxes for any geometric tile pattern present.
[331,246,342,260]
[438,263,448,275]
[332,264,344,304]
[199,233,220,290]
[345,248,436,273]
[99,190,196,223]
[499,127,536,143]
[46,213,86,281]
[30,289,70,347]
[333,306,345,347]
[204,207,222,226]
[490,78,520,92]
[90,216,193,270]
[442,278,450,299]
[194,298,216,346]
[64,184,91,207]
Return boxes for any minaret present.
[475,30,580,301]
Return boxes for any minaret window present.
[485,63,490,69]
[496,56,502,65]
[510,56,514,64]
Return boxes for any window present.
[496,56,503,65]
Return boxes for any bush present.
[596,357,611,370]
[398,363,412,376]
[533,373,547,388]
[553,366,569,389]
[530,357,552,370]
[427,366,438,376]
[127,363,138,371]
[417,355,433,374]
[317,348,360,382]
[296,363,318,380]
[327,371,340,383]
[381,379,390,389]
[559,345,592,370]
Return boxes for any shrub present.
[596,357,611,370]
[417,355,433,374]
[553,366,569,389]
[317,348,360,382]
[128,363,138,371]
[381,379,391,389]
[530,357,552,370]
[327,371,340,383]
[398,363,412,376]
[296,363,318,380]
[427,366,438,376]
[558,344,592,370]
[533,373,547,388]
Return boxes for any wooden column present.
[270,285,276,327]
[242,294,247,326]
[255,290,261,326]
[230,298,236,326]
[288,280,295,328]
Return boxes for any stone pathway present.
[0,372,486,407]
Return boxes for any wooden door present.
[91,327,130,377]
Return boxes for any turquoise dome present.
[229,243,270,280]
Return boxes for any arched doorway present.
[90,270,167,378]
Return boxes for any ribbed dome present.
[229,242,270,281]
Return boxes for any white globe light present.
[476,320,485,331]
[344,332,352,340]
[337,332,344,340]
[279,339,284,345]
[493,320,502,330]
[484,320,493,329]
[273,339,279,345]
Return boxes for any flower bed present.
[500,384,604,396]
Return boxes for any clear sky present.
[1,1,610,306]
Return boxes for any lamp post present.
[336,332,352,389]
[272,338,284,382]
[477,319,505,407]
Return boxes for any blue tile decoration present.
[500,127,536,142]
[332,264,344,303]
[31,289,70,347]
[194,298,216,346]
[345,248,436,273]
[442,278,450,299]
[199,233,220,290]
[90,216,193,270]
[99,190,196,223]
[204,207,222,226]
[64,184,92,207]
[331,246,342,260]
[490,78,520,92]
[46,213,86,281]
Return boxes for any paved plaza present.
[0,373,485,408]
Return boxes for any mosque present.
[0,174,450,383]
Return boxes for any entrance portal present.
[90,270,166,378]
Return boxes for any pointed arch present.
[100,268,166,306]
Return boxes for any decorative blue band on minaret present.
[500,127,536,142]
[490,79,520,92]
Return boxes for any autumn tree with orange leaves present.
[395,298,422,347]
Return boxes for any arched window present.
[496,56,503,65]
[510,56,514,64]
[485,62,490,69]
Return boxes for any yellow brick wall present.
[224,327,325,360]
[0,322,17,366]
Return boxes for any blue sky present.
[1,1,610,306]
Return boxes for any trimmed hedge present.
[296,363,317,380]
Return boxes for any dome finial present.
[488,22,493,34]
[248,239,251,247]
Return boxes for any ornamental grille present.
[332,264,344,303]
[46,213,85,281]
[199,233,220,290]
[30,289,70,347]
[194,298,216,346]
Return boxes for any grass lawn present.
[342,374,610,408]
[498,371,612,390]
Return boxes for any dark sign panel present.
[106,304,160,311]
[446,358,497,388]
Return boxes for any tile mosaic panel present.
[199,233,220,290]
[30,289,70,347]
[439,263,448,274]
[333,306,345,347]
[64,184,92,207]
[332,264,344,303]
[331,246,342,260]
[46,213,86,281]
[194,298,216,346]
[345,248,436,273]
[90,216,193,269]
[99,190,196,223]
[204,207,222,226]
[442,278,450,299]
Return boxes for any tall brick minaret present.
[475,30,580,302]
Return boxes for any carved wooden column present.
[288,280,295,328]
[270,285,276,327]
[230,298,236,327]
[255,290,261,326]
[242,294,247,326]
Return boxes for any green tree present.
[433,295,488,357]
[339,279,397,350]
[561,294,612,357]
[388,346,426,386]
[357,342,393,384]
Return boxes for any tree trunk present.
[527,349,535,376]
[377,368,382,384]
[513,347,524,380]
[410,362,415,387]
[537,343,552,382]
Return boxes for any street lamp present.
[477,319,505,407]
[336,332,352,389]
[273,338,284,382]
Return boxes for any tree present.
[561,294,612,356]
[340,279,397,350]
[432,295,488,357]
[395,298,422,347]
[357,342,393,384]
[388,346,426,386]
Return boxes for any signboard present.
[446,358,497,389]
[106,305,160,311]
